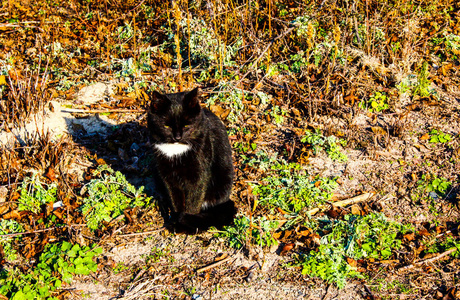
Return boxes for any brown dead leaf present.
[351,204,363,215]
[0,205,8,215]
[438,63,453,76]
[298,228,312,236]
[209,105,231,120]
[346,257,358,268]
[280,243,295,256]
[96,158,107,165]
[45,167,57,182]
[53,209,65,220]
[418,229,431,237]
[2,210,20,220]
[0,186,7,202]
[403,232,415,241]
[419,133,430,141]
[272,231,282,240]
[10,191,20,201]
[371,126,386,135]
[326,206,343,219]
[215,252,228,261]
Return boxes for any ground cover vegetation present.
[0,0,459,298]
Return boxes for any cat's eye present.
[164,125,170,129]
[184,125,189,128]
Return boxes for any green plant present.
[429,129,452,143]
[413,61,431,97]
[431,32,460,60]
[301,129,348,162]
[252,174,337,214]
[425,236,460,258]
[161,16,242,68]
[0,220,23,261]
[351,213,412,260]
[397,62,434,98]
[80,165,152,231]
[113,262,130,274]
[0,241,102,300]
[234,141,257,153]
[144,247,174,264]
[417,174,452,198]
[268,105,286,125]
[359,91,388,113]
[206,83,271,123]
[16,173,57,214]
[294,213,412,288]
[215,215,278,249]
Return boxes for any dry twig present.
[61,108,145,114]
[196,254,234,273]
[398,248,458,273]
[307,192,375,216]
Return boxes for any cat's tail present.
[172,200,237,233]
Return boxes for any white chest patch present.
[155,143,191,158]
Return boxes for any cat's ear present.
[184,87,201,111]
[150,91,168,111]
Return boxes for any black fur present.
[147,88,236,233]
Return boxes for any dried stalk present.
[196,254,233,273]
[398,248,458,273]
[307,192,375,216]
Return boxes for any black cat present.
[147,87,236,233]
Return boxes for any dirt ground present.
[1,1,460,299]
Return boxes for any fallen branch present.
[117,228,165,237]
[398,248,458,273]
[61,108,145,114]
[307,192,375,216]
[196,254,233,273]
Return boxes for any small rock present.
[118,148,128,161]
[0,186,8,202]
[245,270,255,282]
[53,201,64,209]
[191,294,203,300]
[428,191,439,200]
[130,142,140,153]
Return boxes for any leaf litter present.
[0,0,460,299]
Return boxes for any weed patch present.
[359,91,389,113]
[429,129,452,144]
[301,129,348,162]
[0,241,102,300]
[16,172,57,214]
[80,165,152,231]
[294,213,413,288]
[0,219,23,261]
[215,215,279,249]
[252,174,337,214]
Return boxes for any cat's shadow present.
[63,115,168,223]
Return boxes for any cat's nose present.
[173,132,182,141]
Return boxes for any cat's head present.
[147,88,203,145]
